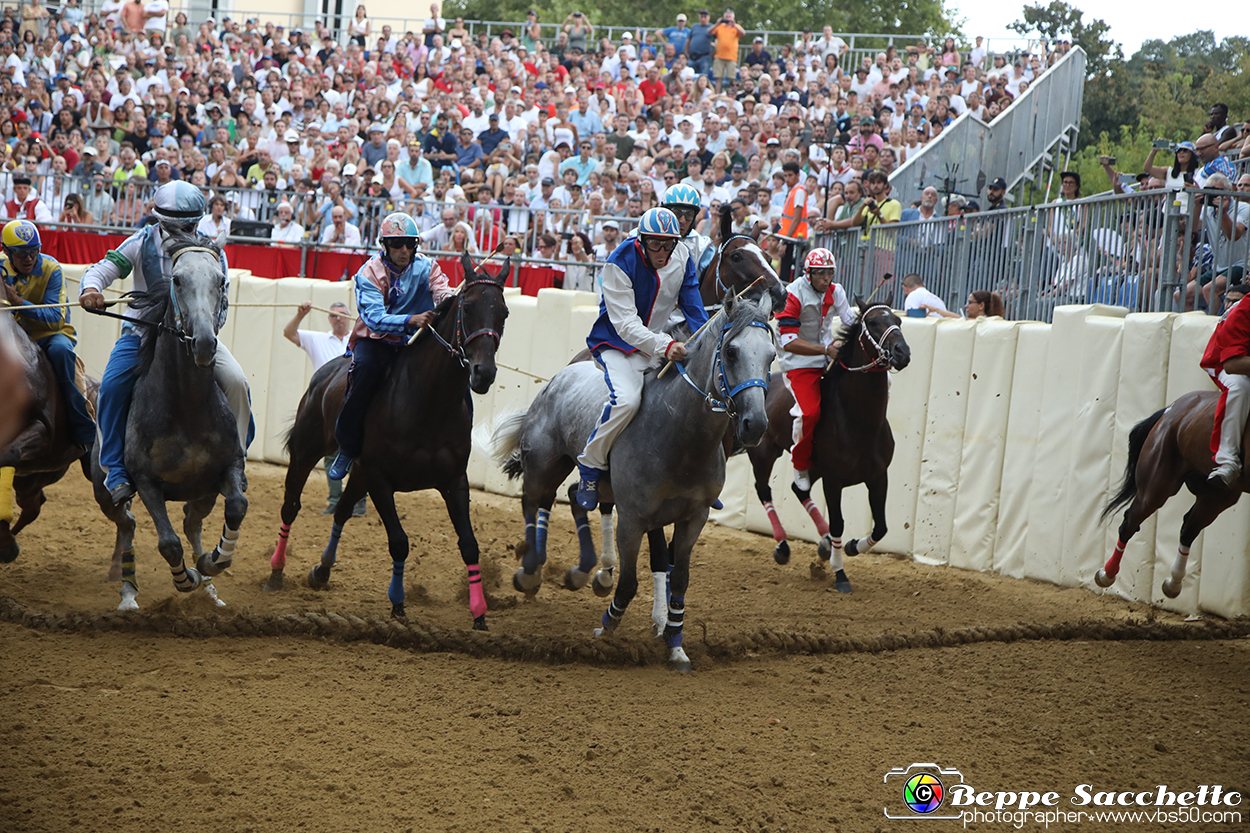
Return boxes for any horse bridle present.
[423,277,505,367]
[708,234,769,311]
[674,316,774,418]
[84,246,223,347]
[840,304,900,373]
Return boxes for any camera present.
[883,763,966,820]
[1152,139,1177,152]
[1100,155,1116,166]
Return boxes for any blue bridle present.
[674,318,773,417]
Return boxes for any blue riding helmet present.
[378,212,420,242]
[152,181,207,225]
[638,207,682,238]
[662,183,702,210]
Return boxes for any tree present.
[1009,1,1120,77]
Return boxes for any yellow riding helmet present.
[1,219,41,251]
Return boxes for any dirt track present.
[2,463,1248,832]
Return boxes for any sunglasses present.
[386,238,417,249]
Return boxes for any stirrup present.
[575,472,601,510]
[1208,463,1240,487]
[326,453,354,481]
[108,481,136,506]
[793,469,811,492]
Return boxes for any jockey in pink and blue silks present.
[325,212,453,481]
[79,182,253,507]
[575,206,709,509]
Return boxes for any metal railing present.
[888,47,1087,209]
[813,186,1250,322]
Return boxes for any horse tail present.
[1101,407,1166,522]
[488,412,528,480]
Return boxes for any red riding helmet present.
[805,247,837,271]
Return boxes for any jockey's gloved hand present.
[665,341,688,362]
[80,290,107,311]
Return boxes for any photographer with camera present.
[1143,139,1199,213]
[708,9,744,93]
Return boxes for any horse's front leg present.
[134,478,203,596]
[366,479,414,620]
[594,512,643,637]
[592,503,617,597]
[441,476,488,631]
[308,472,367,591]
[647,527,673,637]
[107,502,138,610]
[662,511,708,673]
[196,465,248,605]
[819,478,851,594]
[847,471,888,556]
[266,449,321,592]
[9,479,49,537]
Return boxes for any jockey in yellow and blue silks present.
[326,212,453,481]
[575,206,709,509]
[0,220,96,450]
[79,181,253,506]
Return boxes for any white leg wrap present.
[830,542,844,572]
[599,513,617,569]
[1171,547,1189,584]
[650,572,668,634]
[856,535,877,554]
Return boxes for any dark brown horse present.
[265,252,508,630]
[1097,393,1248,597]
[745,302,910,592]
[698,206,787,314]
[0,313,95,564]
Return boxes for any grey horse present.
[91,233,247,610]
[492,292,776,670]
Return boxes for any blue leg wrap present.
[664,596,685,649]
[535,508,549,560]
[388,560,405,606]
[321,521,343,567]
[575,514,597,573]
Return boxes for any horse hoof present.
[392,604,406,619]
[1094,569,1116,588]
[774,540,791,564]
[833,569,852,594]
[845,538,860,557]
[175,568,204,592]
[512,568,540,596]
[0,541,18,564]
[669,647,693,673]
[472,616,488,632]
[1161,578,1182,599]
[262,570,285,593]
[564,567,591,590]
[196,551,230,577]
[816,535,830,562]
[592,568,614,598]
[117,581,139,611]
[307,564,330,590]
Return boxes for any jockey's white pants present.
[214,345,252,453]
[1214,369,1250,469]
[578,349,654,472]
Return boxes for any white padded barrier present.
[992,323,1050,578]
[1153,313,1219,613]
[883,316,937,556]
[479,289,536,497]
[1023,305,1127,583]
[948,317,1019,573]
[263,278,324,465]
[62,266,127,380]
[1101,313,1173,603]
[233,276,279,462]
[1058,314,1126,589]
[912,318,977,565]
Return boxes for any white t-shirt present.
[143,0,168,32]
[904,286,947,317]
[297,329,350,370]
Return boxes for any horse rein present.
[674,315,773,418]
[420,277,504,367]
[86,247,225,349]
[839,304,900,373]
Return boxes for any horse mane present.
[831,314,865,372]
[128,230,221,376]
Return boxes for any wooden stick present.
[658,276,766,379]
[406,247,505,346]
[864,273,893,306]
[231,302,348,316]
[0,298,125,312]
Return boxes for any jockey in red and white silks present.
[1200,283,1250,486]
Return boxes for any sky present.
[948,0,1250,56]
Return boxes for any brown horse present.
[264,251,508,629]
[0,314,95,564]
[744,302,910,593]
[1097,393,1247,597]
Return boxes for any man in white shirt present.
[902,273,948,317]
[269,202,305,243]
[143,0,168,33]
[282,300,362,515]
[968,36,987,69]
[319,204,363,251]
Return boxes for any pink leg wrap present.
[802,498,830,537]
[271,522,291,570]
[467,565,488,619]
[1102,538,1126,579]
[763,501,786,542]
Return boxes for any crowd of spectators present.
[0,0,1087,288]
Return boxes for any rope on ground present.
[1,595,1245,668]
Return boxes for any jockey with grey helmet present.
[79,181,254,506]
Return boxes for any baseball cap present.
[963,200,980,211]
[603,219,620,229]
[753,36,763,43]
[621,32,633,40]
[855,66,868,74]
[489,113,499,120]
[676,13,687,21]
[155,158,170,167]
[342,163,357,176]
[988,177,1007,190]
[766,137,780,145]
[371,174,385,185]
[860,116,875,125]
[732,163,744,171]
[284,129,300,142]
[541,176,555,185]
[83,146,97,156]
[368,122,384,133]
[450,38,462,49]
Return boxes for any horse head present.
[710,218,788,315]
[716,291,776,447]
[162,232,225,368]
[457,250,508,394]
[854,296,910,371]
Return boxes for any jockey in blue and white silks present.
[661,183,716,279]
[325,212,452,481]
[575,207,709,509]
[79,181,253,506]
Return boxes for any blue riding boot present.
[326,452,354,481]
[575,463,602,510]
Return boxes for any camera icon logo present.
[884,763,965,820]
